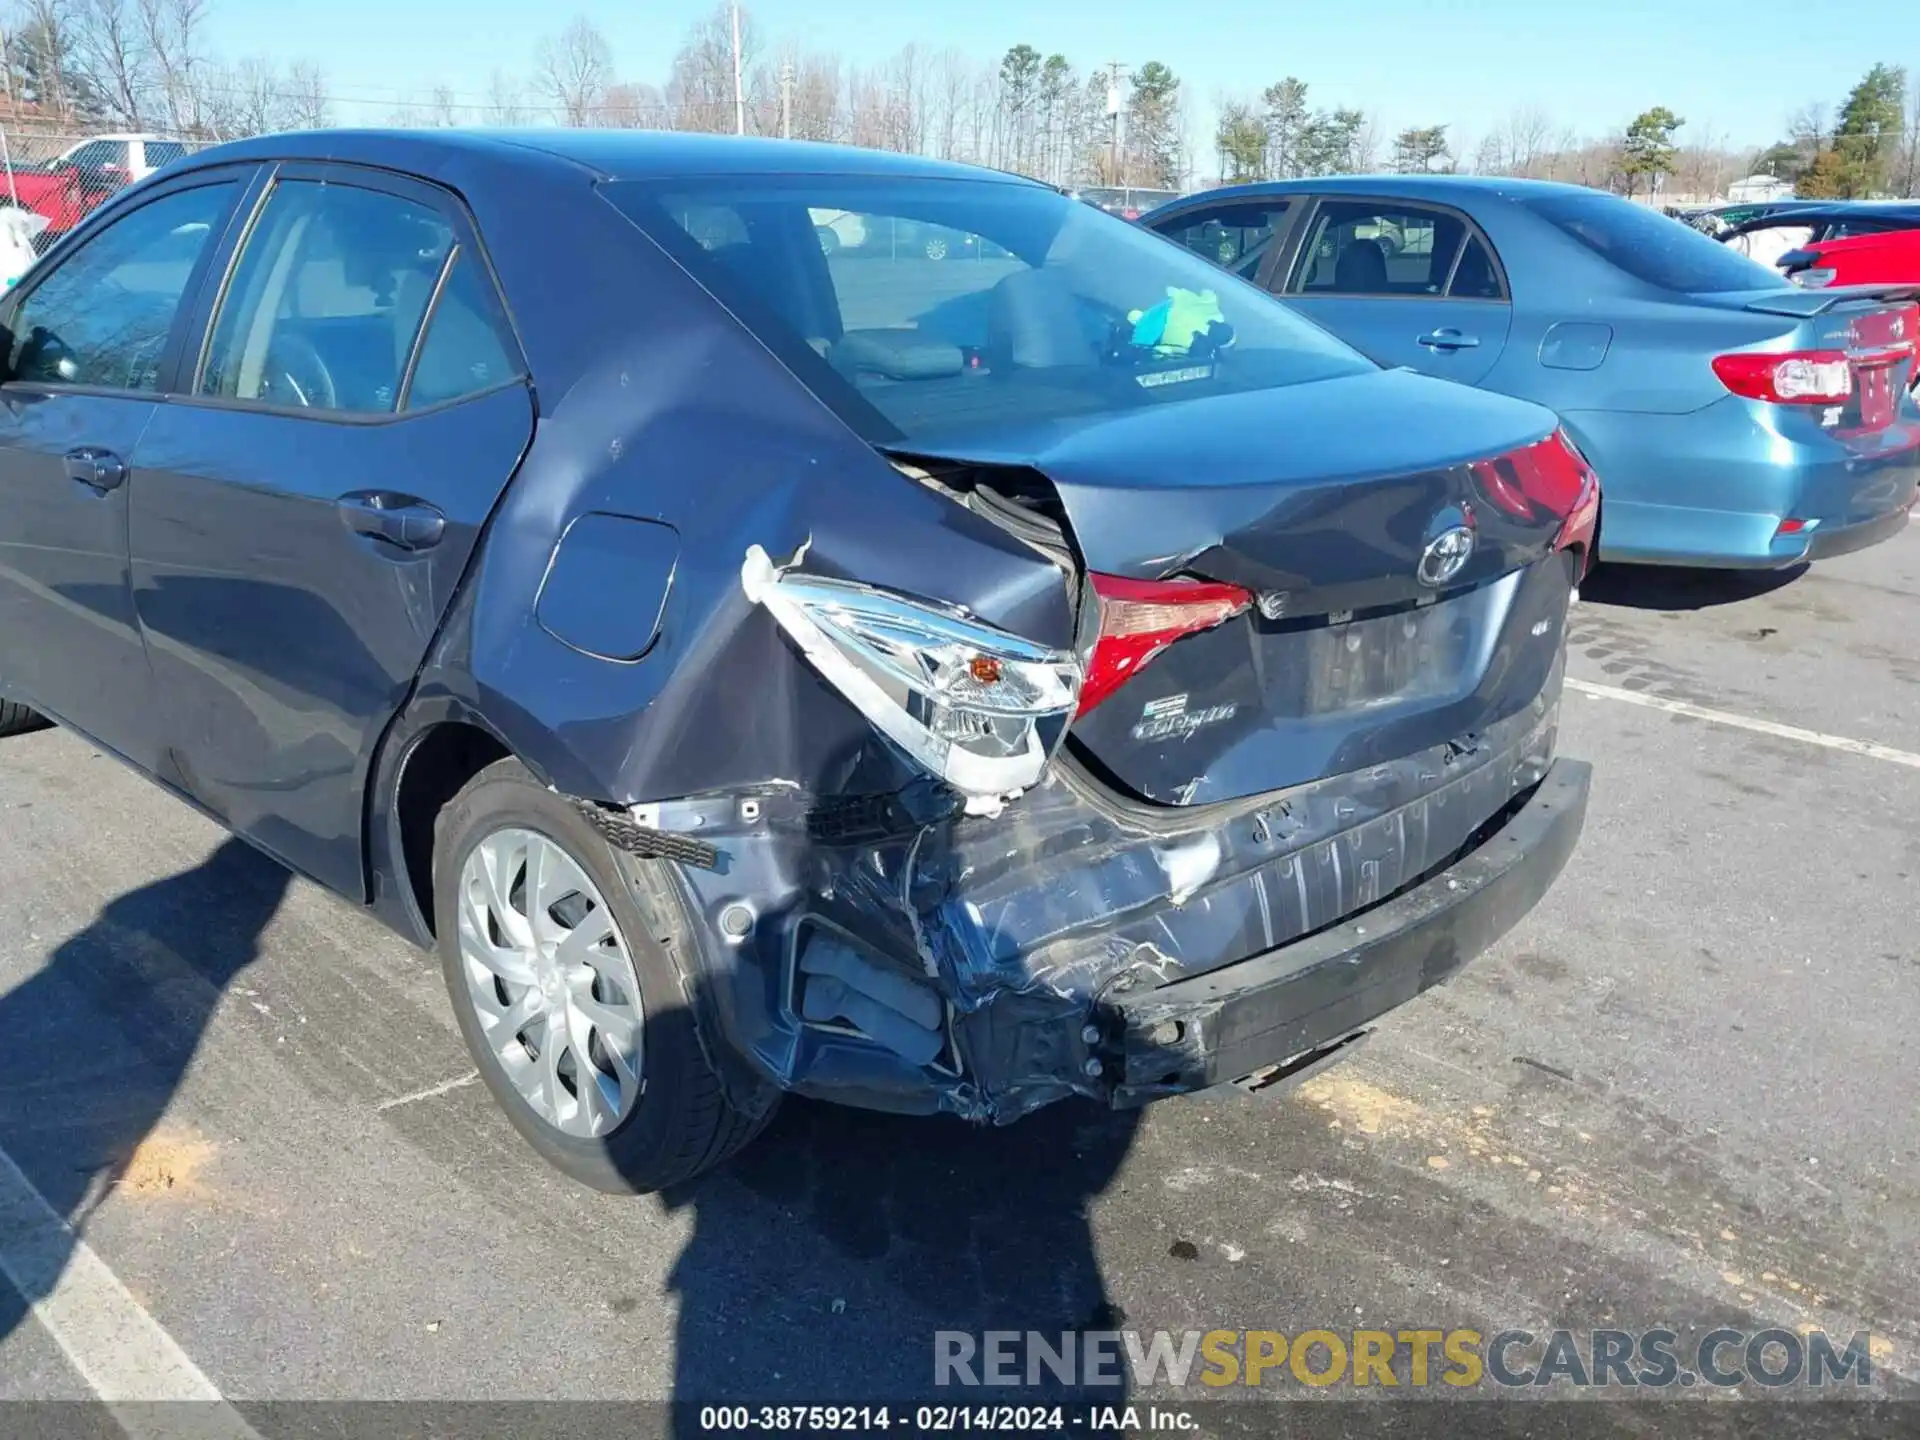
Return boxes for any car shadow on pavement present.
[659,1091,1141,1433]
[0,838,290,1355]
[1580,562,1807,612]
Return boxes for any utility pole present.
[780,57,793,140]
[730,1,746,136]
[1105,61,1126,185]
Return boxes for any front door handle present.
[336,491,446,553]
[1418,329,1480,351]
[63,447,126,493]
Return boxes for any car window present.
[1827,217,1911,239]
[606,176,1375,449]
[1523,191,1788,293]
[144,141,189,170]
[4,182,236,391]
[1153,202,1292,281]
[403,249,521,410]
[200,179,453,415]
[1289,201,1469,297]
[66,140,124,172]
[1446,235,1504,299]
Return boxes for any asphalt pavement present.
[0,522,1917,1429]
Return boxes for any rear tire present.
[0,699,48,737]
[432,757,777,1193]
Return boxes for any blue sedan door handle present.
[63,447,127,493]
[336,491,446,553]
[1418,328,1480,351]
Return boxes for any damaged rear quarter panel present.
[396,190,1079,1109]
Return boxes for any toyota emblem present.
[1418,521,1476,588]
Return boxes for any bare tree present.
[534,15,614,126]
[929,47,968,159]
[135,0,207,132]
[70,0,149,126]
[788,50,841,142]
[1502,105,1553,177]
[666,3,754,133]
[425,83,461,127]
[597,80,666,128]
[281,58,328,129]
[483,69,525,125]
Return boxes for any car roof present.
[1729,201,1920,230]
[176,128,1036,187]
[1145,173,1598,216]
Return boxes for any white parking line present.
[0,1143,259,1436]
[1568,678,1920,771]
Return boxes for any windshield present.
[1523,191,1791,294]
[606,175,1373,447]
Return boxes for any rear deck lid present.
[898,368,1592,804]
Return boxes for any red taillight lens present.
[1077,574,1252,716]
[1469,430,1601,578]
[1712,350,1852,404]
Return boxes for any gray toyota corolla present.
[0,130,1592,1192]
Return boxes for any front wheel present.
[923,234,949,261]
[433,757,776,1193]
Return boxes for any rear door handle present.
[63,447,126,493]
[1418,329,1480,351]
[335,491,446,553]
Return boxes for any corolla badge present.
[1417,507,1477,588]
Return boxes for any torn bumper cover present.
[1104,756,1590,1106]
[651,681,1584,1125]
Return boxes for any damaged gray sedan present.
[0,130,1594,1191]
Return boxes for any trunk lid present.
[1701,287,1920,437]
[895,367,1586,805]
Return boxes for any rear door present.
[1277,196,1512,385]
[130,161,533,896]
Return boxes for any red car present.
[1720,202,1920,287]
[1778,226,1920,289]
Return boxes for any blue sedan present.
[1146,177,1920,568]
[0,131,1593,1191]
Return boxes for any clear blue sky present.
[207,0,1913,153]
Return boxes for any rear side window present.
[200,180,453,414]
[144,141,189,170]
[1288,201,1468,297]
[403,250,521,410]
[6,182,236,391]
[1448,236,1504,299]
[1524,192,1788,293]
[1154,201,1292,280]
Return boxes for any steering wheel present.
[259,332,337,410]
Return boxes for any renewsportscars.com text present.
[934,1327,1878,1390]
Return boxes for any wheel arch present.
[367,700,527,945]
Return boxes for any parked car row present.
[2,133,189,251]
[0,132,1597,1191]
[1714,201,1920,293]
[1143,177,1919,569]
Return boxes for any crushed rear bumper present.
[1103,758,1591,1105]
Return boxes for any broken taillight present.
[1076,574,1253,717]
[741,546,1082,806]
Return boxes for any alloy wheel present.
[456,827,644,1138]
